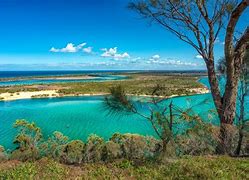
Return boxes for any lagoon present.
[0,93,214,150]
[0,78,248,150]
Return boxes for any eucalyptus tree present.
[129,0,249,154]
[217,47,249,155]
[235,47,249,155]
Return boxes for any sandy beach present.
[128,87,210,98]
[0,87,209,101]
[0,90,59,101]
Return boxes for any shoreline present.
[0,87,209,102]
[0,75,98,82]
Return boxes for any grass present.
[0,156,248,179]
[0,74,204,97]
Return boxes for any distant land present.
[0,70,207,78]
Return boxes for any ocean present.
[0,70,207,78]
[0,70,130,78]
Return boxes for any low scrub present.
[0,156,248,179]
[0,119,248,166]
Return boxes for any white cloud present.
[101,47,130,60]
[130,57,142,63]
[147,57,199,67]
[152,54,160,59]
[195,55,203,59]
[83,47,93,54]
[50,43,86,53]
[49,47,60,53]
[149,54,161,63]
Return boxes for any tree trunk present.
[205,59,234,154]
[216,0,249,154]
[206,61,223,118]
[215,60,240,154]
[235,75,246,156]
[221,77,239,124]
[216,122,234,154]
[235,127,244,156]
[161,139,176,159]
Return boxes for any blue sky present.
[0,0,248,70]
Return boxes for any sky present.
[0,0,248,71]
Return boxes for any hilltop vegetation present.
[0,156,248,179]
[0,117,248,179]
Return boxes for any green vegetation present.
[3,120,163,163]
[1,118,247,163]
[0,156,248,179]
[0,74,204,97]
[57,75,203,96]
[0,74,247,179]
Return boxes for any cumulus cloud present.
[195,54,203,59]
[83,47,93,54]
[50,43,86,53]
[149,54,161,63]
[152,54,160,59]
[101,47,130,60]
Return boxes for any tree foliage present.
[129,0,249,154]
[11,120,43,161]
[104,84,214,158]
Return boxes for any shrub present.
[102,141,122,162]
[84,134,105,163]
[110,133,161,162]
[144,136,162,159]
[58,140,85,164]
[42,131,69,158]
[11,148,40,162]
[0,146,8,161]
[11,120,43,161]
[176,123,219,156]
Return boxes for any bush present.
[42,131,69,158]
[11,120,43,161]
[110,133,161,162]
[102,141,122,162]
[84,134,105,162]
[11,148,40,162]
[176,123,219,156]
[58,140,85,164]
[0,146,8,161]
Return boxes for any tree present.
[129,0,249,154]
[235,47,249,155]
[217,47,249,155]
[104,85,209,157]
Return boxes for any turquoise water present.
[0,96,157,150]
[0,77,248,150]
[0,94,215,150]
[0,71,132,78]
[0,75,127,86]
